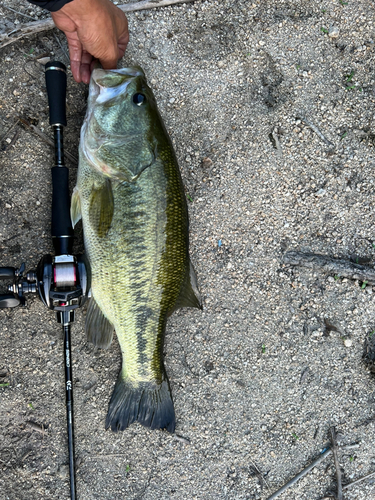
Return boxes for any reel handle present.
[0,294,21,308]
[0,264,34,308]
[0,267,15,280]
[0,267,19,308]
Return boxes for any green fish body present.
[71,67,201,433]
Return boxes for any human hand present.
[51,0,129,84]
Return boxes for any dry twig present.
[0,4,38,21]
[343,470,375,490]
[271,127,283,158]
[26,420,45,434]
[19,117,78,166]
[2,129,20,151]
[0,120,18,145]
[296,113,334,148]
[174,434,191,445]
[266,444,359,500]
[266,448,332,500]
[53,31,69,65]
[330,427,343,500]
[319,470,375,499]
[283,251,375,285]
[249,460,271,491]
[0,0,197,49]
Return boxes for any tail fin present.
[105,369,175,433]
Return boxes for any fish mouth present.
[82,67,146,171]
[81,66,154,182]
[94,66,145,78]
[89,67,145,105]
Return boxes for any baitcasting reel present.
[0,253,89,324]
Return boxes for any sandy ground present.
[1,0,375,499]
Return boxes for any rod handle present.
[45,61,67,127]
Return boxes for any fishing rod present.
[0,61,90,500]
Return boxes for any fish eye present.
[133,93,146,106]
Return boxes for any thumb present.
[101,57,118,70]
[98,43,119,71]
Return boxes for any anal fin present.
[86,297,114,349]
[170,260,202,314]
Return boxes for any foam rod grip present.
[45,61,67,126]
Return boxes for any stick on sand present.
[0,0,197,49]
[283,251,375,285]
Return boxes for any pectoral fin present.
[89,178,114,238]
[170,261,202,314]
[86,296,114,349]
[70,187,82,228]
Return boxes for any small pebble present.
[344,338,352,347]
[329,27,340,39]
[57,464,69,479]
[37,57,51,65]
[202,157,213,168]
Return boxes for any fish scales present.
[83,158,187,382]
[71,67,201,432]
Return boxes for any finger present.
[80,50,93,84]
[116,12,129,59]
[94,30,118,70]
[100,49,118,71]
[64,32,83,83]
[70,60,82,84]
[90,58,100,74]
[100,32,128,69]
[117,32,129,59]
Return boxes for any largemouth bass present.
[71,67,201,433]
